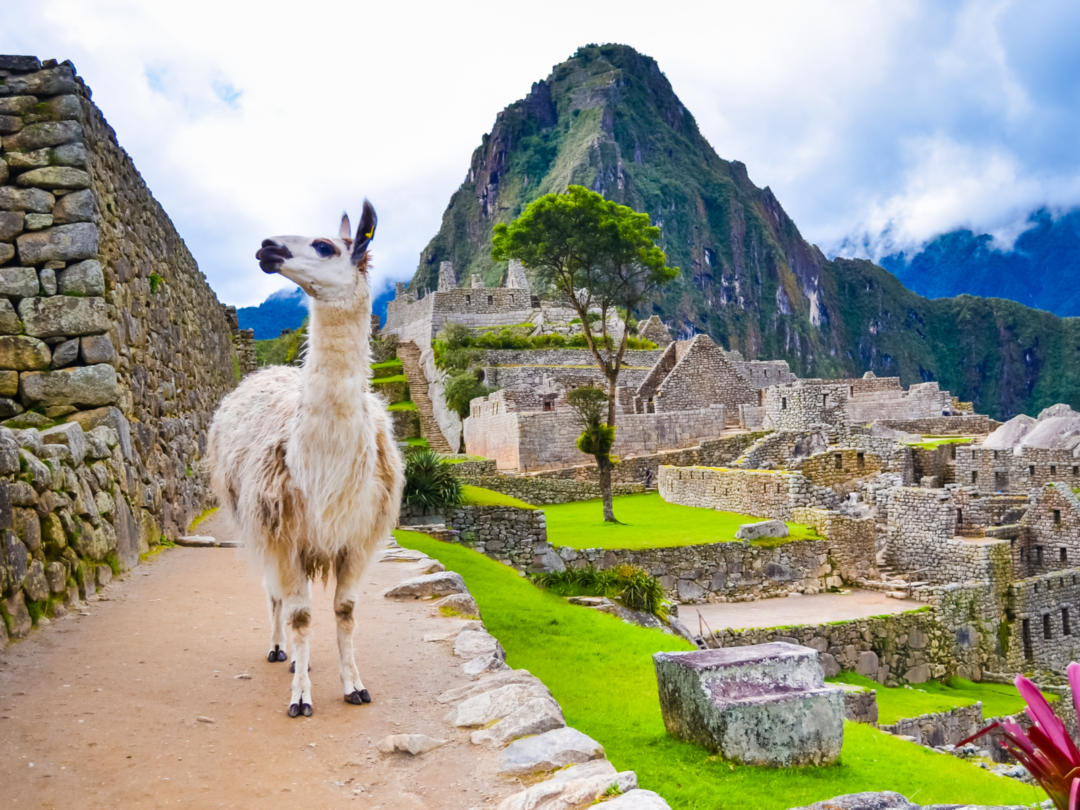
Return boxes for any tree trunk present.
[599,457,617,523]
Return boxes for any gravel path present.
[0,511,517,809]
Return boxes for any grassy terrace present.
[544,492,821,550]
[829,672,1056,725]
[370,358,403,372]
[386,400,417,412]
[371,373,407,385]
[903,436,975,450]
[460,484,536,509]
[395,531,1043,809]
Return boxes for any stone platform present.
[653,642,844,767]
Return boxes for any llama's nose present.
[256,240,292,273]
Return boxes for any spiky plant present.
[402,448,463,512]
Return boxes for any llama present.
[207,201,404,718]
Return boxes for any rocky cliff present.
[411,44,1080,420]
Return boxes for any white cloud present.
[2,0,1078,305]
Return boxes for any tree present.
[492,185,678,520]
[566,386,619,521]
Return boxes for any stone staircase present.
[397,341,453,452]
[872,563,930,599]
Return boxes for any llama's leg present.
[280,565,314,718]
[334,552,370,705]
[265,578,287,663]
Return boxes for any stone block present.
[3,589,31,639]
[16,223,98,265]
[903,663,931,684]
[0,243,11,265]
[13,507,40,551]
[3,528,27,589]
[383,571,467,599]
[52,189,94,224]
[65,406,131,460]
[855,651,879,678]
[80,334,115,365]
[2,120,82,151]
[23,558,49,602]
[20,363,119,408]
[0,211,23,242]
[38,267,56,295]
[0,336,50,370]
[0,57,41,72]
[19,295,108,337]
[41,421,87,466]
[51,337,78,367]
[735,519,790,540]
[0,266,41,298]
[0,187,54,213]
[0,66,77,99]
[95,563,112,588]
[16,167,91,190]
[653,643,844,767]
[26,95,82,123]
[497,726,605,775]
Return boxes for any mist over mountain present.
[409,43,1080,419]
[879,208,1080,317]
[236,284,396,340]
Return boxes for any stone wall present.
[457,473,643,505]
[956,445,1080,495]
[658,465,827,521]
[793,508,877,581]
[0,56,238,554]
[880,704,984,748]
[1005,570,1080,672]
[0,421,151,645]
[795,448,885,489]
[762,382,850,432]
[441,504,548,571]
[473,348,665,368]
[646,335,758,423]
[464,400,727,472]
[876,415,990,435]
[1015,484,1080,577]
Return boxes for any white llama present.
[208,202,404,718]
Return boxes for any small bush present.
[403,448,464,511]
[533,564,667,619]
[444,372,491,419]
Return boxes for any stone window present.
[1020,548,1026,562]
[822,394,829,408]
[1061,548,1068,563]
[487,295,494,305]
[1036,546,1044,565]
[1044,614,1053,640]
[1064,607,1072,636]
[956,508,963,526]
[994,450,999,460]
[1074,466,1079,477]
[781,397,788,410]
[857,452,865,468]
[1023,618,1033,659]
[509,294,515,304]
[971,471,978,484]
[1054,509,1062,525]
[834,454,843,470]
[466,294,472,305]
[1051,465,1058,476]
[1030,465,1036,477]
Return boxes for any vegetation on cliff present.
[411,43,1080,419]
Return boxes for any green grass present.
[903,437,975,450]
[445,455,488,463]
[545,492,821,550]
[394,531,1044,810]
[460,484,537,509]
[371,374,407,385]
[829,672,1057,725]
[387,400,417,411]
[370,359,403,371]
[188,507,218,534]
[404,437,429,448]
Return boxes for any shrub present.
[533,564,668,619]
[403,448,463,511]
[443,372,491,419]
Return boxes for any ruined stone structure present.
[0,55,241,641]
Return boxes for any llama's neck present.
[298,294,372,416]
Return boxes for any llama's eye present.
[312,241,336,258]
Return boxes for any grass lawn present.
[904,437,975,450]
[371,374,407,385]
[829,673,1055,725]
[394,531,1043,810]
[445,455,488,463]
[370,359,403,372]
[404,437,428,448]
[461,485,536,510]
[386,400,417,411]
[545,492,821,550]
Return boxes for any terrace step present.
[398,340,453,453]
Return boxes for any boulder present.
[0,266,41,298]
[20,363,119,407]
[45,561,66,593]
[734,519,790,541]
[444,683,553,727]
[653,643,844,767]
[473,697,567,747]
[0,187,54,213]
[16,167,91,190]
[56,259,105,296]
[432,592,480,619]
[4,589,32,638]
[3,528,27,589]
[0,119,81,150]
[600,790,672,809]
[19,295,108,337]
[464,653,511,679]
[0,336,50,370]
[496,760,620,810]
[16,223,98,264]
[23,558,49,602]
[436,669,544,704]
[498,726,604,774]
[788,793,915,810]
[454,628,504,660]
[383,570,467,599]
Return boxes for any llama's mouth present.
[256,240,291,274]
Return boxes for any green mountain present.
[412,44,1080,420]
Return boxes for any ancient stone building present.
[0,55,242,641]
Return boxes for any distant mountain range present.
[235,283,396,340]
[880,209,1080,317]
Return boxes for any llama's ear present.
[339,213,351,241]
[351,200,377,264]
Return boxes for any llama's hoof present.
[287,702,312,718]
[345,689,372,704]
[288,661,311,674]
[268,647,286,663]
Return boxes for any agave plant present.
[960,663,1080,810]
[402,448,464,512]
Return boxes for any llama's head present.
[255,201,377,303]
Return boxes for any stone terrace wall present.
[474,348,664,368]
[658,465,824,521]
[795,448,885,489]
[880,704,983,748]
[0,56,238,551]
[877,415,990,435]
[957,446,1080,496]
[457,474,643,505]
[442,504,548,571]
[793,508,877,581]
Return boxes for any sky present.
[3,0,1079,307]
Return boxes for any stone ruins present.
[386,265,1080,692]
[0,56,250,644]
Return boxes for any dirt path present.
[0,511,517,809]
[690,589,920,633]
